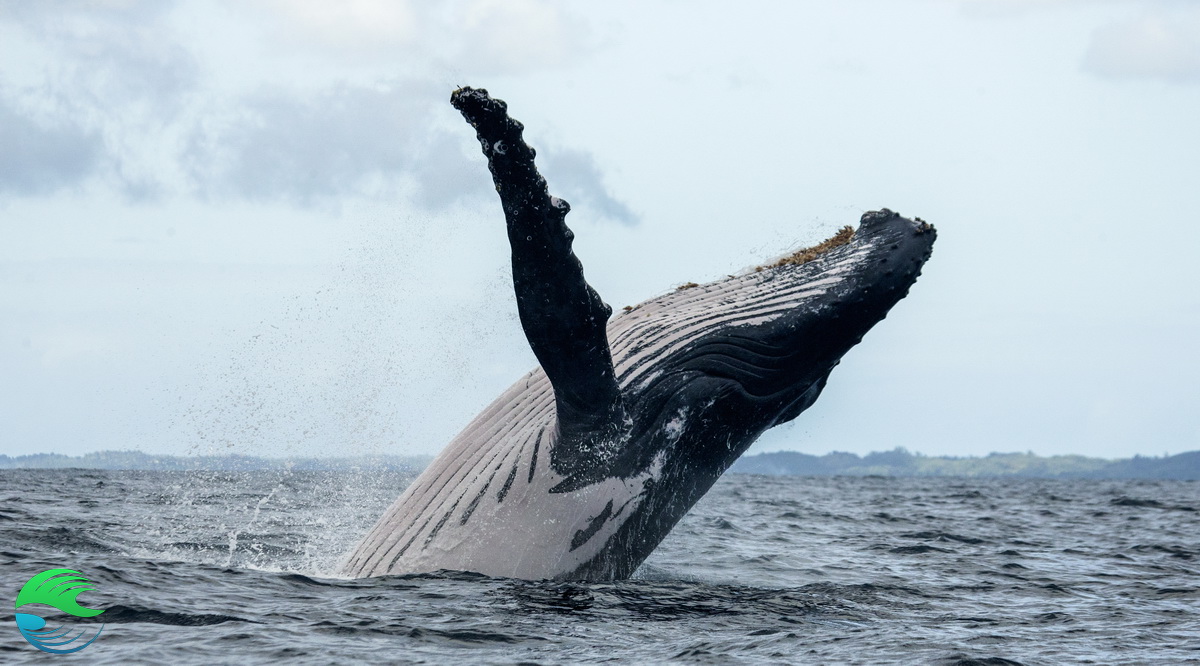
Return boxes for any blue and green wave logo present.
[13,569,105,654]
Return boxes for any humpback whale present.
[342,87,936,580]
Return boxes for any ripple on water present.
[0,470,1197,664]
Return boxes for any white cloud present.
[254,0,594,73]
[456,0,592,73]
[1083,7,1200,83]
[260,0,421,51]
[952,0,1200,84]
[954,0,1131,18]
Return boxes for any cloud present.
[455,0,593,74]
[952,0,1200,84]
[185,82,637,219]
[0,95,103,196]
[1,1,198,109]
[0,1,625,215]
[256,0,421,53]
[260,0,594,73]
[540,148,639,226]
[184,81,491,208]
[410,130,492,211]
[954,0,1130,18]
[1083,8,1200,83]
[0,1,198,199]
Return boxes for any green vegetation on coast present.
[731,448,1200,480]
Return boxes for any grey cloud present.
[2,1,198,109]
[410,131,494,211]
[0,95,103,196]
[0,1,198,200]
[540,148,639,226]
[185,82,489,208]
[0,2,629,213]
[0,68,635,216]
[1083,9,1200,83]
[186,83,635,221]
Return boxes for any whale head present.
[612,209,936,444]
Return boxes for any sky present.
[2,0,1198,461]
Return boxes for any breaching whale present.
[342,87,936,580]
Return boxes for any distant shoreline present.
[0,450,432,472]
[730,448,1200,480]
[2,448,1197,480]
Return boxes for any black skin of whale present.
[432,88,936,579]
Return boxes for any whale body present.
[342,88,936,580]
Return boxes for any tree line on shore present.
[3,447,1198,480]
[731,448,1200,480]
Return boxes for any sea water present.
[1,469,1197,664]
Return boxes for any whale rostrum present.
[341,87,936,580]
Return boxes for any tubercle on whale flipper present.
[451,85,628,486]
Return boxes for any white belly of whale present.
[342,256,857,579]
[344,370,666,578]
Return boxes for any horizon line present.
[2,447,1195,463]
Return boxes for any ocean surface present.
[1,469,1197,664]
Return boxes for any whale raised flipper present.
[342,87,936,581]
[451,87,626,484]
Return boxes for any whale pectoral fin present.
[452,87,626,477]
